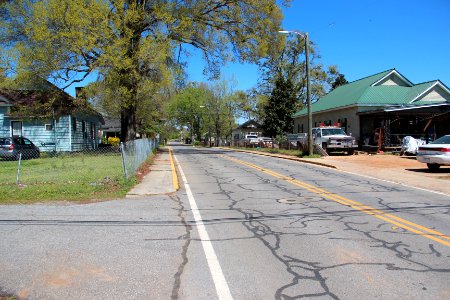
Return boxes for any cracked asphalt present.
[1,143,449,299]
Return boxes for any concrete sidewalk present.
[126,147,178,197]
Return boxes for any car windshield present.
[321,128,347,136]
[430,135,450,144]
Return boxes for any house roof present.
[293,69,450,117]
[235,119,262,130]
[0,82,104,123]
[100,117,121,131]
[0,94,12,106]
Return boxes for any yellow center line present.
[221,155,450,247]
[168,147,179,191]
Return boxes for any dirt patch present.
[317,153,450,195]
[135,151,158,182]
[324,154,424,169]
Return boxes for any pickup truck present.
[312,126,358,154]
[287,127,358,154]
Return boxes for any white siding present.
[0,107,8,137]
[416,85,450,102]
[293,107,361,139]
[376,74,410,87]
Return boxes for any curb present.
[168,147,180,191]
[219,147,337,169]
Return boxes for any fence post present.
[16,153,22,185]
[120,142,128,180]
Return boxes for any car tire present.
[427,163,440,170]
[347,149,354,155]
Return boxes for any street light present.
[278,30,313,155]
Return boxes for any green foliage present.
[331,73,349,90]
[202,79,238,145]
[1,0,285,141]
[168,79,243,145]
[262,75,297,137]
[168,83,211,141]
[258,33,339,105]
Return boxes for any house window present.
[72,117,77,131]
[82,121,87,139]
[45,124,53,131]
[11,121,22,137]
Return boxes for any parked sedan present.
[0,137,40,160]
[416,135,450,170]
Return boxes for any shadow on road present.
[406,168,450,174]
[169,144,228,155]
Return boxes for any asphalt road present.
[1,144,449,299]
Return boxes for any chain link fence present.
[1,138,159,188]
[120,138,159,179]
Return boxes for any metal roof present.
[293,69,449,117]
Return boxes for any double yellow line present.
[222,155,450,247]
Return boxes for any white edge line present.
[225,149,449,198]
[337,168,450,197]
[173,154,233,300]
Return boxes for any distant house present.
[293,69,450,147]
[99,117,121,141]
[232,120,263,141]
[0,81,104,152]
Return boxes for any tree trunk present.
[120,104,136,142]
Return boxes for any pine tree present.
[262,75,298,138]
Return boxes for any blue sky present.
[66,0,450,96]
[186,0,450,91]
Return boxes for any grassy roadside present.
[0,154,137,204]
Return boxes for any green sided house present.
[0,82,104,152]
[293,69,450,148]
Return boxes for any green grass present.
[0,154,136,204]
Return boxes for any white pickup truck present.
[312,126,358,154]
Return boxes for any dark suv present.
[0,137,40,160]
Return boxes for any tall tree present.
[331,73,349,90]
[0,0,284,141]
[167,83,211,141]
[258,34,339,107]
[262,74,297,138]
[203,79,238,146]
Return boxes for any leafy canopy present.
[0,0,286,140]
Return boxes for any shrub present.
[108,137,120,146]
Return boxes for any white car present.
[416,135,450,170]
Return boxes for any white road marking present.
[173,154,233,300]
[229,150,449,197]
[336,169,450,197]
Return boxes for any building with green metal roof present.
[293,69,450,148]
